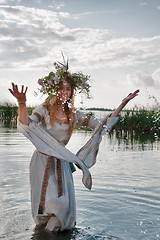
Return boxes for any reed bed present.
[0,102,33,127]
[114,109,160,134]
[0,103,160,138]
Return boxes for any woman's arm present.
[111,90,139,117]
[8,83,29,125]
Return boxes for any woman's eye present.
[58,88,62,91]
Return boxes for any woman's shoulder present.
[33,104,46,113]
[32,104,49,119]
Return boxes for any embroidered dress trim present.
[56,159,63,197]
[38,156,52,214]
[33,112,42,122]
[55,116,68,125]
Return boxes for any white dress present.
[29,105,101,231]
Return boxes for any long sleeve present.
[75,111,118,169]
[75,110,100,130]
[29,105,45,123]
[75,110,118,131]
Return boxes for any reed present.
[0,103,160,137]
[114,109,160,134]
[0,102,33,127]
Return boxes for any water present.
[0,126,160,240]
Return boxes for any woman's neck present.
[55,102,67,119]
[57,102,65,112]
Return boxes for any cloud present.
[0,5,160,71]
[0,5,111,69]
[139,2,148,6]
[0,0,7,3]
[152,67,160,84]
[0,0,22,4]
[67,10,120,20]
[77,36,160,69]
[0,5,75,68]
[127,67,160,89]
[48,0,65,10]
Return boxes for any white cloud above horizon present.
[127,68,160,89]
[0,0,160,108]
[0,5,160,70]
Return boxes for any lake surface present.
[0,125,160,240]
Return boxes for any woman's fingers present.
[8,88,14,95]
[122,89,139,102]
[24,86,28,94]
[21,85,24,93]
[129,89,139,99]
[9,83,28,103]
[21,85,28,94]
[132,89,139,97]
[15,84,18,92]
[12,82,16,91]
[11,83,18,93]
[133,89,139,95]
[9,83,17,96]
[10,83,28,94]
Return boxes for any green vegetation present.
[0,103,160,139]
[0,102,33,127]
[112,108,160,142]
[114,109,160,134]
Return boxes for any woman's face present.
[57,81,72,103]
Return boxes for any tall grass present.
[0,103,160,138]
[115,109,160,133]
[0,102,33,127]
[113,108,160,141]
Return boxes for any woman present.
[9,60,139,232]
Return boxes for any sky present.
[0,0,160,109]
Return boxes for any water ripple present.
[1,128,160,240]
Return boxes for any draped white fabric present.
[17,106,118,231]
[76,115,118,168]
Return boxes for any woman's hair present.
[42,84,75,135]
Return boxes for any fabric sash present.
[56,159,63,197]
[38,155,63,214]
[17,120,92,190]
[38,156,52,214]
[17,115,118,214]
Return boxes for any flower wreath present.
[38,60,91,98]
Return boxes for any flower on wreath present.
[38,60,91,98]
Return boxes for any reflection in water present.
[31,227,74,240]
[108,130,160,151]
[31,227,124,240]
[115,130,159,143]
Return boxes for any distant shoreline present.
[81,107,112,111]
[83,107,139,112]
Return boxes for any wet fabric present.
[17,105,118,231]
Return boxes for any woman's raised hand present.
[8,83,28,104]
[122,89,139,103]
[110,89,139,118]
